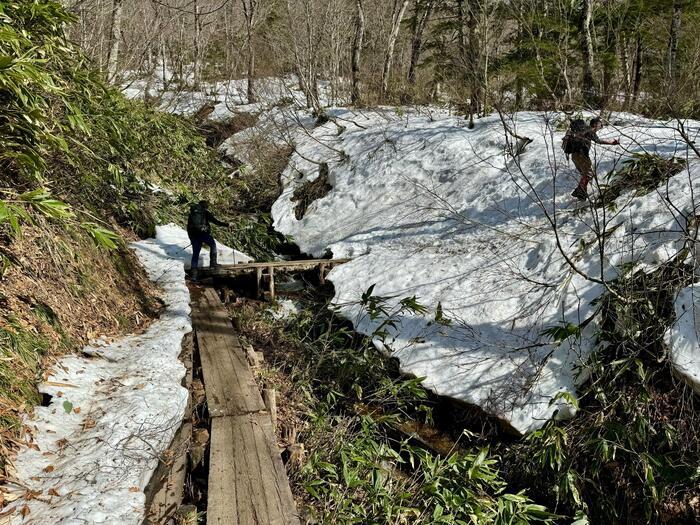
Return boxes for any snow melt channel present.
[6,224,240,524]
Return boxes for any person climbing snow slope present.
[562,117,620,200]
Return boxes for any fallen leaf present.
[43,466,54,473]
[47,488,59,497]
[128,487,139,492]
[43,382,77,389]
[20,505,29,517]
[73,407,81,414]
[82,418,96,430]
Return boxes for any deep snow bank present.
[7,225,242,523]
[666,285,700,393]
[272,109,700,433]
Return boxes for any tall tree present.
[351,0,365,105]
[381,0,410,99]
[666,0,682,81]
[241,0,257,103]
[107,0,124,82]
[193,0,202,87]
[580,0,596,105]
[407,0,434,85]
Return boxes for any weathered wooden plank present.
[208,414,300,525]
[192,289,265,417]
[199,258,351,277]
[144,332,194,524]
[268,266,275,301]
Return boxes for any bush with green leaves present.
[233,288,557,524]
[508,263,700,524]
[0,0,281,259]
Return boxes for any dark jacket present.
[187,203,226,238]
[576,128,602,156]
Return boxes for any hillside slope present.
[272,109,700,433]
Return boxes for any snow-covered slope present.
[123,72,344,121]
[272,109,700,433]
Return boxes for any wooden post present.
[263,388,277,434]
[256,267,262,299]
[268,266,275,301]
[319,263,327,284]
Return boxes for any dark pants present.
[190,232,217,269]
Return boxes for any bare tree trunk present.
[160,35,168,89]
[193,0,202,87]
[241,0,257,103]
[666,0,682,81]
[456,0,468,114]
[407,0,433,85]
[466,0,481,118]
[580,0,596,105]
[601,27,616,107]
[351,0,365,105]
[632,32,643,103]
[381,0,410,99]
[620,35,631,106]
[107,0,124,82]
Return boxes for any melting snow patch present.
[155,223,252,269]
[272,109,700,433]
[268,299,300,321]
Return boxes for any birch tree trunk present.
[107,0,124,82]
[381,0,410,99]
[580,0,596,105]
[241,0,257,103]
[193,0,202,88]
[350,0,365,105]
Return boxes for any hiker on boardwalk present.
[187,200,229,271]
[563,117,620,200]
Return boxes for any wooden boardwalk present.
[191,288,299,524]
[198,258,350,300]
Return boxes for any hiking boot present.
[190,268,199,282]
[571,187,587,201]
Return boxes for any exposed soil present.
[291,163,332,220]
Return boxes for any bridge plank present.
[192,288,265,417]
[191,287,299,525]
[208,413,299,525]
[198,258,350,277]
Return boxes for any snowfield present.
[7,225,243,524]
[123,72,344,121]
[271,109,700,433]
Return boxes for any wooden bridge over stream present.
[149,259,350,523]
[197,258,350,300]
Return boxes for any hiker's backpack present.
[562,118,588,154]
[187,204,209,235]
